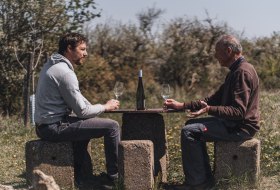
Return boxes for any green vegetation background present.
[0,91,279,189]
[2,2,280,116]
[0,1,279,189]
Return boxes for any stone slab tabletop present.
[105,108,183,113]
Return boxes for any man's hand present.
[104,99,120,111]
[187,100,210,118]
[164,99,185,110]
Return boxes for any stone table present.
[105,108,182,183]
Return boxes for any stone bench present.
[118,140,154,190]
[214,138,261,185]
[25,140,75,189]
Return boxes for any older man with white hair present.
[165,35,260,190]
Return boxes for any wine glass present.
[161,84,171,109]
[113,81,124,100]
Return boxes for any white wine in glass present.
[161,84,171,100]
[113,81,124,100]
[161,84,171,109]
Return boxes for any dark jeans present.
[181,117,252,186]
[35,116,120,181]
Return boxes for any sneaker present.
[100,172,118,182]
[99,172,118,190]
[173,184,193,190]
[74,178,85,188]
[192,179,215,190]
[101,184,114,190]
[173,179,215,190]
[108,173,118,182]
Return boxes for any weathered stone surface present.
[214,138,261,184]
[121,113,168,182]
[32,169,60,190]
[25,140,74,189]
[119,140,154,190]
[0,184,14,190]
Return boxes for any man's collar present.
[229,56,245,71]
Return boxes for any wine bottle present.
[136,69,146,110]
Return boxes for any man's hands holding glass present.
[104,99,120,111]
[164,99,184,110]
[164,99,210,118]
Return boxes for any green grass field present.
[0,91,279,189]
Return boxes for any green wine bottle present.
[136,70,146,110]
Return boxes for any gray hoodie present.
[35,53,105,124]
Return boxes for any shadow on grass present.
[3,172,118,190]
[2,172,29,189]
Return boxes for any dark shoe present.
[100,172,118,182]
[173,183,193,190]
[99,172,118,190]
[74,178,85,188]
[101,184,114,190]
[192,179,215,190]
[173,179,215,190]
[108,173,118,182]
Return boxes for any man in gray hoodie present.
[35,33,120,186]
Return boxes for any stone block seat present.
[25,140,75,189]
[118,140,154,190]
[214,138,261,185]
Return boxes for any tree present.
[249,32,280,89]
[156,16,230,98]
[0,0,100,126]
[136,6,164,39]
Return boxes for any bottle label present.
[136,99,145,110]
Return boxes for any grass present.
[0,91,279,189]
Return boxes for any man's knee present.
[111,120,119,130]
[181,124,192,138]
[181,123,205,141]
[108,119,120,136]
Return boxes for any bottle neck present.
[138,70,142,78]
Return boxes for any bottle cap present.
[138,70,142,77]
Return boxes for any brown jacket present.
[186,57,260,136]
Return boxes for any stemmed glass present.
[113,81,124,100]
[161,83,171,110]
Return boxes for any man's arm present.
[208,70,252,120]
[59,72,118,118]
